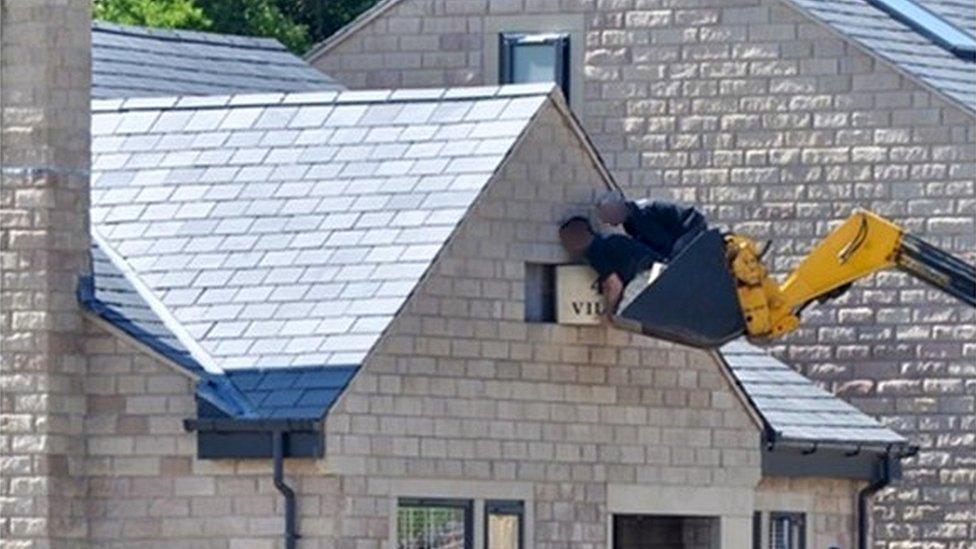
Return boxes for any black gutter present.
[274,431,298,549]
[185,420,316,548]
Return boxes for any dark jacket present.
[622,200,707,260]
[585,234,663,286]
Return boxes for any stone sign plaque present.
[556,264,606,325]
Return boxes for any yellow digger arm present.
[729,210,976,340]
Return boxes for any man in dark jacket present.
[558,216,663,310]
[596,190,707,261]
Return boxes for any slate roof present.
[786,0,975,112]
[80,238,201,376]
[85,84,557,418]
[93,21,343,99]
[719,340,907,448]
[306,0,975,113]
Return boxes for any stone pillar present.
[0,1,91,546]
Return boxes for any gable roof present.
[304,0,975,113]
[719,340,907,449]
[85,84,560,417]
[93,21,343,99]
[787,0,975,112]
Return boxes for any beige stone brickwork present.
[1,1,92,547]
[757,476,861,549]
[62,97,857,548]
[82,320,344,548]
[312,1,976,545]
[321,101,763,547]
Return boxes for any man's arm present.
[601,273,624,312]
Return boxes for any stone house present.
[307,0,976,545]
[1,7,918,548]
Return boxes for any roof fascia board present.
[708,348,772,433]
[81,309,201,381]
[305,0,405,62]
[543,89,621,193]
[761,445,900,481]
[91,230,224,375]
[774,0,976,116]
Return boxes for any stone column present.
[1,1,91,546]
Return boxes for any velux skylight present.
[867,0,976,60]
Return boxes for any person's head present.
[596,189,629,226]
[559,216,595,254]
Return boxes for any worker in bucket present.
[596,190,708,261]
[558,216,664,312]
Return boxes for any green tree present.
[93,0,380,53]
[197,0,311,53]
[93,0,211,29]
[274,0,379,46]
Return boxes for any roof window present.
[867,0,976,60]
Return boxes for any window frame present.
[499,32,571,102]
[768,511,806,549]
[396,497,474,549]
[484,500,524,549]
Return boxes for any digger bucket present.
[613,229,746,348]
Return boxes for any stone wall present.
[82,320,343,548]
[70,99,857,548]
[321,101,764,547]
[0,1,92,546]
[757,476,860,549]
[312,0,976,544]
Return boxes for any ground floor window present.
[486,500,523,549]
[769,512,805,549]
[397,498,473,549]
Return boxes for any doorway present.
[613,515,719,549]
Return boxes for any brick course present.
[313,0,976,544]
[70,99,856,548]
[1,1,92,546]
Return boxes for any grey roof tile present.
[92,21,343,99]
[91,86,552,378]
[720,340,907,447]
[786,0,976,112]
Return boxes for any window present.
[397,498,473,549]
[769,512,805,549]
[499,33,571,101]
[486,500,523,549]
[866,0,976,60]
[524,263,556,323]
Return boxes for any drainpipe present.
[857,453,892,549]
[273,431,298,549]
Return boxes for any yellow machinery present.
[615,209,976,348]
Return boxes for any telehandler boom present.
[614,209,976,348]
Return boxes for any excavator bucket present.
[613,229,746,348]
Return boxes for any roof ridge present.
[91,229,224,376]
[305,0,405,62]
[92,20,285,52]
[91,83,558,113]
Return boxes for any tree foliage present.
[92,0,380,53]
[93,0,210,29]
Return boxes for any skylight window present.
[867,0,976,60]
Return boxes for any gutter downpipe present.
[273,431,298,549]
[857,452,892,549]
